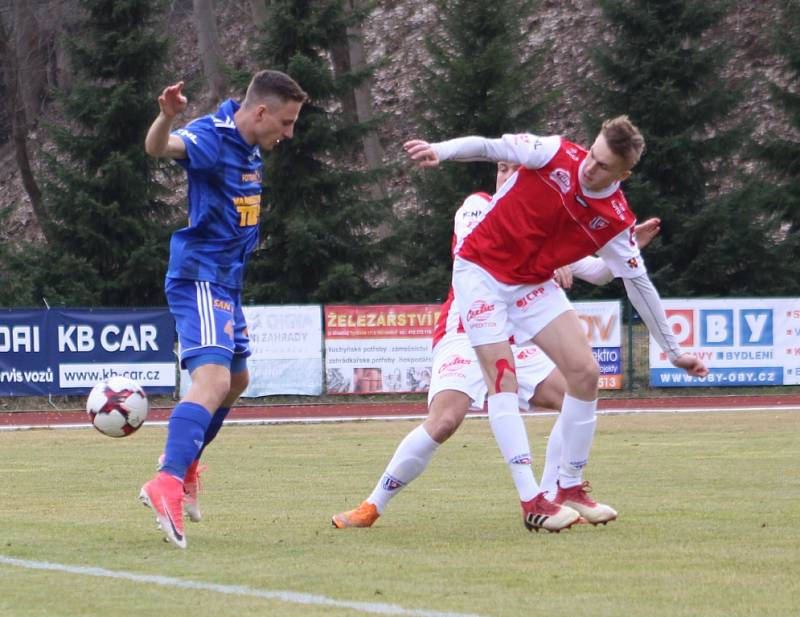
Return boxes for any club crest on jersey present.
[589,216,609,230]
[466,301,495,322]
[381,473,406,491]
[549,168,571,193]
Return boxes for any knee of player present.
[493,358,519,393]
[572,358,600,388]
[197,371,232,402]
[428,412,463,442]
[229,370,250,397]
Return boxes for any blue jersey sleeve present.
[173,117,221,171]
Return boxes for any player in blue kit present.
[140,71,306,548]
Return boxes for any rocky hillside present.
[0,0,793,246]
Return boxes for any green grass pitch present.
[1,410,798,617]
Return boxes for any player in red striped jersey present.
[402,118,708,528]
[332,160,661,531]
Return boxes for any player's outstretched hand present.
[404,140,440,168]
[553,265,574,289]
[158,81,188,118]
[673,353,709,378]
[634,217,661,249]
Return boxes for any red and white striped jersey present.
[431,187,621,349]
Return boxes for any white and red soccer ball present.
[86,376,149,437]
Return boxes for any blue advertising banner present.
[0,308,176,396]
[649,298,800,387]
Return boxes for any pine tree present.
[753,0,800,288]
[585,0,746,296]
[20,0,172,307]
[243,0,391,304]
[376,0,550,302]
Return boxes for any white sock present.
[540,413,563,500]
[488,392,539,501]
[367,425,439,514]
[558,394,597,489]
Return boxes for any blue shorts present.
[165,278,251,370]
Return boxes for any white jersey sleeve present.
[594,227,647,279]
[623,275,682,362]
[569,256,614,286]
[453,193,491,245]
[431,134,561,169]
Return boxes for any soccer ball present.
[86,376,149,437]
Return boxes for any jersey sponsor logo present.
[175,128,198,145]
[549,168,571,193]
[233,194,261,227]
[626,257,639,269]
[515,286,546,308]
[565,146,580,161]
[466,301,495,323]
[241,170,262,184]
[438,355,473,374]
[589,216,609,230]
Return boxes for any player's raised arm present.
[404,134,560,169]
[145,81,188,159]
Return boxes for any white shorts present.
[427,333,557,412]
[452,257,573,347]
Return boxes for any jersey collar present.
[214,99,257,154]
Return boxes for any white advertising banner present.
[649,298,800,387]
[180,305,323,397]
[572,300,623,390]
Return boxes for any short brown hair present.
[243,69,307,107]
[601,115,645,168]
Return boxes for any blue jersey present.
[166,99,262,290]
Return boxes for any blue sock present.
[197,407,230,459]
[162,402,212,480]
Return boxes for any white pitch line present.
[0,555,484,617]
[1,405,798,432]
